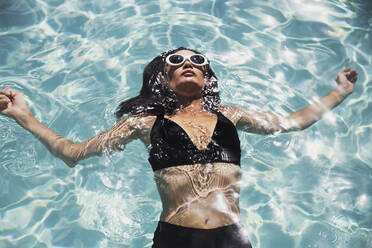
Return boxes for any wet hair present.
[115,47,220,118]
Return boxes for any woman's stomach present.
[154,162,241,229]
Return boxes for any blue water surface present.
[0,0,371,247]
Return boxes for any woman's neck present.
[175,95,206,115]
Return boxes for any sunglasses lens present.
[168,55,184,65]
[190,55,205,65]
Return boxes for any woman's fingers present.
[0,94,11,103]
[0,94,10,101]
[0,87,14,98]
[0,88,29,117]
[346,69,358,84]
[339,69,358,84]
[0,95,11,110]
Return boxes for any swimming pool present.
[0,0,371,247]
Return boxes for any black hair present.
[115,47,220,118]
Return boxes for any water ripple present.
[0,0,371,247]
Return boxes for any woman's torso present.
[139,106,242,229]
[154,162,241,228]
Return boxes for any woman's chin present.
[174,84,203,98]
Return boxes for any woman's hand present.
[0,87,33,122]
[335,68,358,97]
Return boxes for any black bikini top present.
[148,112,241,171]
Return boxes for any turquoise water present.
[0,0,371,247]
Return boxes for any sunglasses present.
[165,54,208,67]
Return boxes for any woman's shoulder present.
[117,113,157,132]
[218,105,241,125]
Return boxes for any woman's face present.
[165,50,206,98]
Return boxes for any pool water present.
[0,0,371,247]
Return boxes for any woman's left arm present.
[234,68,358,134]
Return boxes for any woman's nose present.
[182,59,193,68]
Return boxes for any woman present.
[0,47,358,248]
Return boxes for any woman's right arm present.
[0,87,144,168]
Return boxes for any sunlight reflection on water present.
[0,0,371,247]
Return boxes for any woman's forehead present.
[173,49,197,55]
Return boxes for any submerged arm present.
[0,88,144,167]
[235,68,358,134]
[23,114,141,167]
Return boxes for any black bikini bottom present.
[152,221,253,248]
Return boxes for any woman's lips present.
[182,70,195,77]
